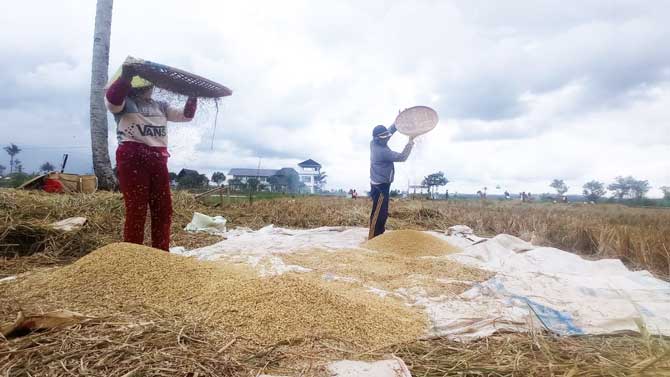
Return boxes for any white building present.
[226,159,324,193]
[227,168,278,185]
[297,159,323,194]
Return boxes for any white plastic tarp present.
[179,225,364,276]
[176,225,670,340]
[443,233,670,339]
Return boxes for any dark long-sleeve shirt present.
[370,126,413,184]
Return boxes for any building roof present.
[228,168,278,177]
[298,159,321,168]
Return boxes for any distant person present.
[521,192,527,202]
[353,189,358,200]
[445,190,449,200]
[504,191,511,200]
[369,124,414,239]
[106,62,198,251]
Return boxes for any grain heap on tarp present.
[362,230,460,256]
[284,247,492,296]
[276,230,488,297]
[2,242,426,347]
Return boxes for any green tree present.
[40,162,56,173]
[0,164,6,176]
[269,169,303,193]
[267,175,282,192]
[608,176,631,199]
[15,159,23,174]
[550,179,569,196]
[247,178,260,192]
[168,172,178,186]
[228,178,245,191]
[661,186,670,200]
[422,171,448,199]
[582,180,606,202]
[293,177,307,193]
[177,171,209,189]
[4,143,21,174]
[211,171,226,186]
[608,176,650,200]
[630,179,651,200]
[314,171,327,192]
[7,172,32,188]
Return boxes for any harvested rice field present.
[2,190,670,376]
[4,190,669,278]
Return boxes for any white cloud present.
[1,0,669,198]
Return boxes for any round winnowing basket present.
[128,59,233,98]
[394,106,439,137]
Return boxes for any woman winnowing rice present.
[105,62,197,251]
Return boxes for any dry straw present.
[388,331,670,376]
[3,190,669,278]
[2,313,668,376]
[0,189,219,276]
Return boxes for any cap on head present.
[372,125,391,139]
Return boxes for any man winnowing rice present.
[369,124,414,240]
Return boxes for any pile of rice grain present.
[2,243,426,347]
[284,248,492,296]
[363,230,459,256]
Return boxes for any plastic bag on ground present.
[328,357,412,377]
[184,212,227,234]
[50,217,87,232]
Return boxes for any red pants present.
[116,142,172,251]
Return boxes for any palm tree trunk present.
[89,0,117,190]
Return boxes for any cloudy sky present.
[2,0,669,196]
